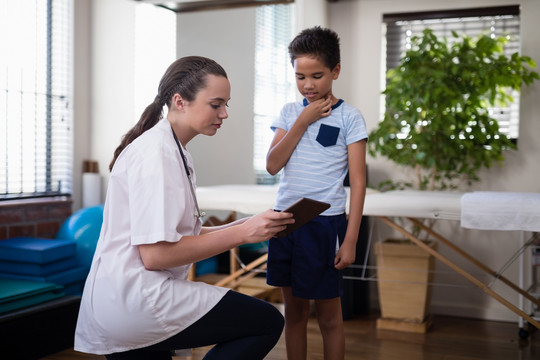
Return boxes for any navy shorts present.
[266,214,347,299]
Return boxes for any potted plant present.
[369,28,539,332]
[370,28,538,191]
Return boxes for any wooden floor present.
[43,310,540,360]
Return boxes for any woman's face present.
[183,74,231,137]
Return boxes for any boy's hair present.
[288,26,341,70]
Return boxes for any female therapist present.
[74,56,293,360]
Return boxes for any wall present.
[73,0,92,211]
[89,0,137,203]
[176,7,258,185]
[71,0,136,209]
[0,198,72,240]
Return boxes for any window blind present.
[383,5,521,139]
[253,3,296,184]
[0,0,73,199]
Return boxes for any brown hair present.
[109,56,228,171]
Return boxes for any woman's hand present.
[240,209,294,244]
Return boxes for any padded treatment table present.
[196,185,540,330]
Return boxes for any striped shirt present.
[271,99,368,215]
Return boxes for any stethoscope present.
[171,127,206,219]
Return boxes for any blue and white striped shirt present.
[271,99,368,215]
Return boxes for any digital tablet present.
[275,197,331,237]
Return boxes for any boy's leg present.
[282,286,311,360]
[314,297,345,360]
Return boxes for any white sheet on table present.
[461,191,540,232]
[197,184,279,215]
[197,186,464,220]
[362,190,463,220]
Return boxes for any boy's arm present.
[266,97,332,175]
[335,139,367,270]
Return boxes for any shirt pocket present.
[316,124,340,147]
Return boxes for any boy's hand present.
[300,96,332,126]
[334,240,356,270]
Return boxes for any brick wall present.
[0,197,73,240]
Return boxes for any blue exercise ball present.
[56,205,104,268]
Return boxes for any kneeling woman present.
[74,56,293,360]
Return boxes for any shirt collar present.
[303,98,344,110]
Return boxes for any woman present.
[74,56,294,360]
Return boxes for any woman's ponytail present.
[108,98,164,171]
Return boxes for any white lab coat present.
[74,118,228,354]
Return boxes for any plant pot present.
[375,239,437,333]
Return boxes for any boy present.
[266,26,368,360]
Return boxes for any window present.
[0,0,73,200]
[253,3,296,184]
[383,5,521,139]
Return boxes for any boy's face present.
[293,55,340,103]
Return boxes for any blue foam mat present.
[0,237,76,264]
[0,256,78,276]
[0,278,65,314]
[0,265,88,285]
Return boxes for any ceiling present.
[134,0,295,13]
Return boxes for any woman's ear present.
[172,93,185,110]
